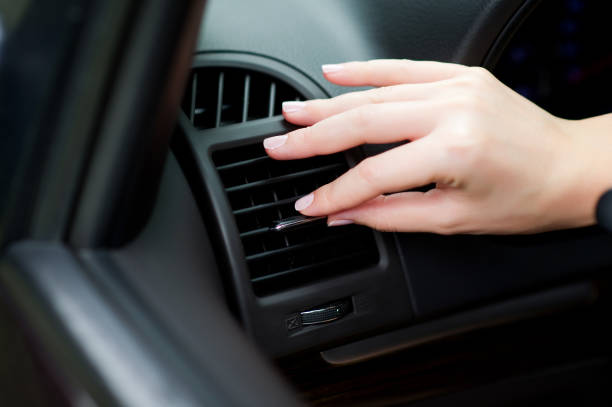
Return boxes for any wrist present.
[560,114,612,228]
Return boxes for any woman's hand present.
[263,60,612,234]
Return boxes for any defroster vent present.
[213,143,380,296]
[182,67,303,129]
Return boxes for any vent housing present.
[182,67,303,129]
[213,143,380,296]
[176,61,414,356]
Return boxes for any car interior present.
[1,0,612,405]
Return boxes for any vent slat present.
[225,164,343,193]
[234,195,305,216]
[183,67,304,130]
[250,252,368,284]
[216,155,270,171]
[246,234,348,262]
[268,81,276,117]
[215,143,379,296]
[215,72,224,128]
[242,74,251,122]
[240,227,269,239]
[190,73,198,123]
[196,68,379,295]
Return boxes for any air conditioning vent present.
[213,143,380,296]
[181,67,304,129]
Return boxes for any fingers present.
[266,101,439,160]
[283,81,447,126]
[322,59,466,87]
[294,139,444,216]
[282,59,467,128]
[327,190,462,234]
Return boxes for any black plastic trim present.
[410,358,610,407]
[172,54,413,356]
[191,52,329,99]
[321,282,597,366]
[452,0,533,65]
[177,113,414,356]
[68,0,205,248]
[1,242,224,406]
[481,0,543,69]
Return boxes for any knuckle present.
[433,210,464,235]
[364,89,384,105]
[369,218,396,232]
[356,197,397,232]
[334,92,354,105]
[350,105,374,130]
[355,157,382,190]
[365,86,393,105]
[296,125,325,155]
[369,209,398,232]
[315,184,335,212]
[466,66,493,82]
[450,78,469,94]
[454,66,494,94]
[446,90,487,117]
[306,99,326,115]
[450,74,474,90]
[296,126,313,144]
[453,133,487,164]
[397,58,413,76]
[442,95,479,117]
[364,60,378,77]
[455,110,482,136]
[440,121,490,171]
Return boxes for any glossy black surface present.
[495,0,612,119]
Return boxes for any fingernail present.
[263,135,287,150]
[282,101,306,113]
[328,219,354,227]
[322,64,344,74]
[294,193,314,211]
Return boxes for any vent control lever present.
[271,215,326,232]
[300,300,352,326]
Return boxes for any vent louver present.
[213,143,380,296]
[182,67,304,129]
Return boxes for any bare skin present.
[263,59,612,234]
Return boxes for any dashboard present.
[169,0,612,402]
[173,0,612,357]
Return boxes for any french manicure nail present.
[263,135,287,150]
[282,101,306,113]
[322,64,344,74]
[328,219,354,227]
[294,193,314,211]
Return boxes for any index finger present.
[265,101,439,160]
